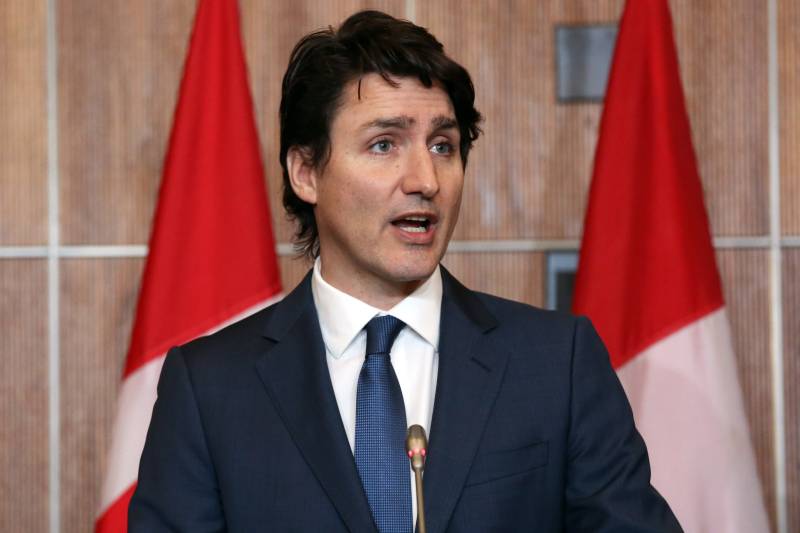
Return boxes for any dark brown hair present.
[279,10,482,257]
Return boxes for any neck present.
[318,262,426,311]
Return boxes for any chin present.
[387,256,440,283]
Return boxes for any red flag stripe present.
[95,484,136,533]
[572,0,723,369]
[122,0,280,378]
[96,1,281,531]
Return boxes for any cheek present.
[343,173,392,206]
[339,186,378,220]
[322,179,382,232]
[442,174,465,210]
[451,191,463,215]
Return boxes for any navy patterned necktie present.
[354,315,412,533]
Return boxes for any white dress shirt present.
[311,258,441,524]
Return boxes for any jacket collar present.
[257,273,377,532]
[422,268,509,533]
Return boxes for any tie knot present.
[365,315,405,357]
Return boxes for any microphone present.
[406,425,428,533]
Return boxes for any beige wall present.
[0,1,797,531]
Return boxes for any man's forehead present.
[335,74,457,129]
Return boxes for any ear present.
[286,146,319,205]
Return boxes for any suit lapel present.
[422,269,510,533]
[254,274,377,533]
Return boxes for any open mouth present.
[391,215,435,233]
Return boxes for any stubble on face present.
[310,74,465,309]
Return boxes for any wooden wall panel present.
[441,252,545,307]
[779,0,800,235]
[279,254,313,293]
[418,0,767,240]
[240,0,406,246]
[417,2,620,241]
[58,0,407,247]
[0,0,47,245]
[59,258,143,533]
[783,250,800,533]
[58,1,196,245]
[670,0,769,237]
[716,250,775,530]
[0,260,48,532]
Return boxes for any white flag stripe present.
[98,355,165,513]
[617,308,769,533]
[98,294,283,515]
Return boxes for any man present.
[130,10,682,532]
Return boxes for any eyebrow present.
[360,114,459,132]
[362,116,415,130]
[431,115,458,131]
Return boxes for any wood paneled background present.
[0,1,796,532]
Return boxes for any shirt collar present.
[311,258,442,359]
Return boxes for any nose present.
[401,144,439,198]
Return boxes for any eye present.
[369,139,393,154]
[430,141,454,155]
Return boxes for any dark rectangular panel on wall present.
[59,258,143,533]
[783,250,800,533]
[239,0,407,245]
[58,1,196,245]
[417,0,767,241]
[716,250,775,531]
[555,24,617,102]
[0,260,48,532]
[441,252,545,307]
[779,0,800,235]
[0,1,48,245]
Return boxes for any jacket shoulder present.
[472,290,584,344]
[173,299,284,375]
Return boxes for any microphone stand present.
[406,425,428,533]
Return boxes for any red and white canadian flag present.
[573,0,770,531]
[94,0,282,531]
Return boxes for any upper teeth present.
[397,216,429,233]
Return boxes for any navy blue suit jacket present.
[129,269,681,532]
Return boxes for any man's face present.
[294,74,464,305]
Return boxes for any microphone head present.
[405,425,428,472]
